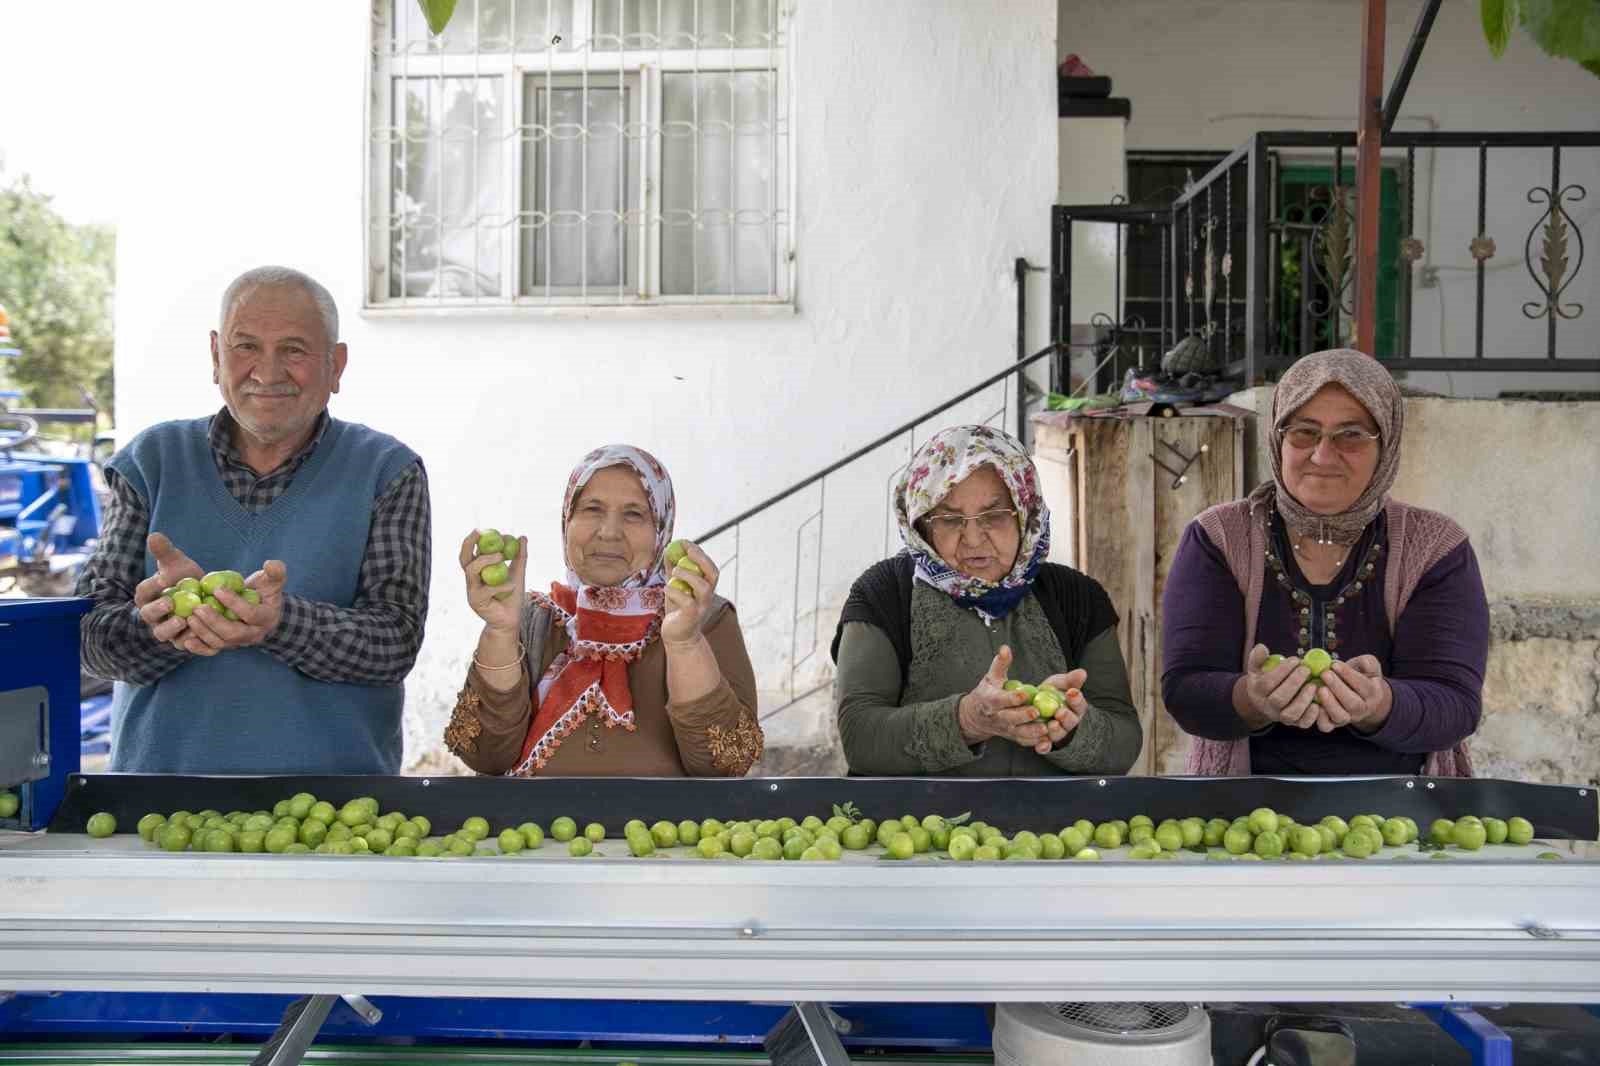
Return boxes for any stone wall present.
[1478,604,1600,788]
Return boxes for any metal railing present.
[1056,130,1600,384]
[694,338,1061,722]
[1049,201,1173,392]
[690,248,1148,731]
[689,254,1152,730]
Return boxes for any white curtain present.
[391,77,505,298]
[395,0,774,54]
[662,71,774,295]
[594,0,775,49]
[393,0,577,54]
[521,85,634,293]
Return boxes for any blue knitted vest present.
[106,415,417,773]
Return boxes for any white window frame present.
[364,0,794,311]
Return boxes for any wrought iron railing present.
[1049,201,1173,393]
[1056,130,1599,384]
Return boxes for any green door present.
[1278,164,1401,358]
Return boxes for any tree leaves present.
[1482,0,1517,58]
[417,0,458,37]
[1519,0,1600,66]
[0,174,116,422]
[1482,0,1600,79]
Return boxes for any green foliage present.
[1521,0,1600,64]
[1481,0,1600,78]
[1482,0,1516,56]
[418,0,459,36]
[0,173,116,424]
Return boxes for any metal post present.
[793,1002,852,1066]
[1224,163,1234,363]
[1409,1004,1513,1066]
[1547,145,1561,359]
[1402,145,1417,358]
[1476,142,1489,360]
[1300,234,1314,356]
[1164,211,1177,348]
[1051,207,1071,393]
[1245,134,1271,383]
[1015,256,1029,442]
[255,995,336,1066]
[1354,0,1387,356]
[1382,0,1443,133]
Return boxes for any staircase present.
[691,341,1070,775]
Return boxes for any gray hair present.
[218,266,340,352]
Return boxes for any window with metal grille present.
[367,0,792,307]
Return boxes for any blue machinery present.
[2,607,1596,1065]
[0,597,90,833]
[0,429,103,589]
[0,301,105,592]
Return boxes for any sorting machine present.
[3,597,1598,1066]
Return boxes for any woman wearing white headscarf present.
[830,425,1140,776]
[445,445,762,776]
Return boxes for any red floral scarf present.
[509,445,675,775]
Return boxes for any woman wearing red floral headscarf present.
[444,445,762,776]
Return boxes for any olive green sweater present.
[834,582,1140,776]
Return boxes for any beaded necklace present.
[1264,519,1383,658]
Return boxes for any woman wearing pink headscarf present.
[444,445,762,777]
[1162,349,1488,776]
[831,425,1140,776]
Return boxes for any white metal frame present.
[4,844,1599,1003]
[364,0,793,309]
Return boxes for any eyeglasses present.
[924,508,1018,538]
[1282,424,1381,454]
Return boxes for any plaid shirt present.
[77,409,431,687]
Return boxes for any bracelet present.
[473,643,525,672]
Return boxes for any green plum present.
[200,570,246,596]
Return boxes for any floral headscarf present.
[895,425,1051,622]
[1249,348,1403,545]
[509,445,676,776]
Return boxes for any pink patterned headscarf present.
[896,425,1051,622]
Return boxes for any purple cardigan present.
[1161,512,1488,774]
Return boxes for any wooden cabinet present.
[1032,408,1247,775]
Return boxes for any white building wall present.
[1058,0,1599,396]
[112,0,1059,768]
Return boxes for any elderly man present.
[77,266,431,774]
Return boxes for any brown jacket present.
[444,597,763,776]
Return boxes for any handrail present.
[1254,129,1600,148]
[696,341,1064,542]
